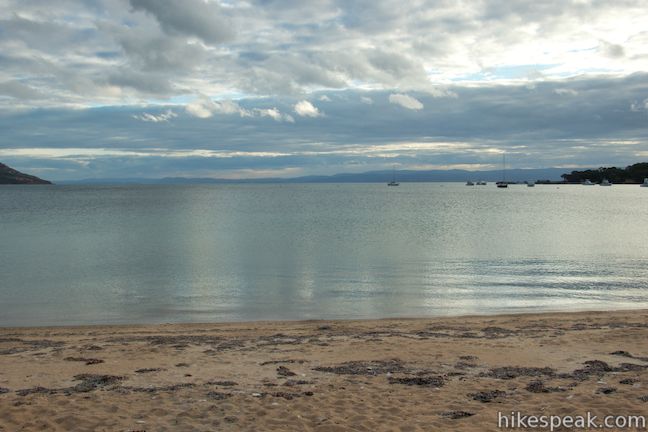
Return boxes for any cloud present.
[630,99,648,112]
[0,81,47,100]
[427,88,458,98]
[185,95,217,118]
[185,96,251,118]
[319,95,331,102]
[133,109,177,123]
[360,96,374,104]
[388,93,423,110]
[2,0,648,109]
[598,40,625,58]
[3,74,648,180]
[254,108,295,122]
[294,100,323,117]
[554,88,579,96]
[129,0,234,45]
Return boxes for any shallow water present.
[1,183,647,326]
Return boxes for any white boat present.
[387,165,399,186]
[527,180,535,187]
[641,178,648,187]
[466,180,475,186]
[582,179,594,185]
[476,180,487,185]
[600,179,612,186]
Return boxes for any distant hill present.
[61,167,571,185]
[0,163,52,185]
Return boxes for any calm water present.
[1,183,648,327]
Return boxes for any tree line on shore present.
[561,162,648,183]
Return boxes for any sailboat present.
[387,165,399,186]
[600,178,612,186]
[641,178,648,187]
[496,153,508,188]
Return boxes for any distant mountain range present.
[0,162,51,185]
[59,167,572,184]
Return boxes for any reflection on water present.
[1,183,648,326]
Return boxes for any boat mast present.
[502,153,506,183]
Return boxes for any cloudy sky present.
[1,0,648,180]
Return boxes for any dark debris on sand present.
[565,360,648,381]
[276,366,297,377]
[81,344,103,351]
[525,380,566,393]
[619,378,639,385]
[206,380,238,387]
[441,411,474,419]
[0,387,10,394]
[135,368,164,374]
[271,391,314,400]
[481,366,555,380]
[15,386,59,397]
[596,387,617,395]
[0,339,65,355]
[313,360,405,376]
[120,383,195,394]
[470,389,506,402]
[71,374,124,392]
[388,376,445,387]
[283,379,312,386]
[64,357,104,365]
[207,391,232,400]
[260,359,307,366]
[610,351,648,362]
[16,374,124,396]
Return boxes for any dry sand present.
[1,309,648,431]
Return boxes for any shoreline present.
[2,304,647,330]
[2,309,648,431]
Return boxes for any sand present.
[1,309,648,431]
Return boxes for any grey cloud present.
[113,27,208,72]
[0,80,46,100]
[599,40,625,58]
[107,70,177,95]
[129,0,234,44]
[1,74,648,180]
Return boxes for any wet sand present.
[1,309,648,431]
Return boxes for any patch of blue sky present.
[452,64,559,82]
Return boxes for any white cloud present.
[132,109,177,122]
[185,96,251,118]
[360,96,373,104]
[427,88,458,98]
[630,98,648,112]
[388,93,423,110]
[254,107,295,122]
[3,0,648,110]
[294,100,323,117]
[186,95,217,118]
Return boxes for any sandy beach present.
[1,309,648,431]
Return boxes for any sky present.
[1,0,648,180]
